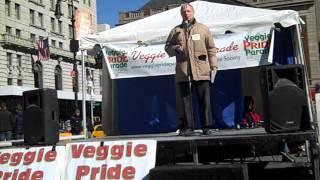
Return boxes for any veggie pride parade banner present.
[103,25,274,79]
[0,140,156,180]
[63,140,157,180]
[0,146,66,180]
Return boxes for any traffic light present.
[72,77,79,92]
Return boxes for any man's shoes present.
[178,129,185,136]
[179,128,198,136]
[184,128,195,136]
[202,128,218,135]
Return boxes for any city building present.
[118,0,320,87]
[0,0,101,121]
[97,24,110,32]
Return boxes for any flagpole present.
[71,0,79,110]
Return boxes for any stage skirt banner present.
[0,146,66,180]
[102,25,274,79]
[63,139,157,180]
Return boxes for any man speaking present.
[165,3,218,136]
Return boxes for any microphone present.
[183,20,189,29]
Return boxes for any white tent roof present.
[81,0,300,49]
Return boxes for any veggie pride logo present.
[243,33,271,56]
[106,50,128,69]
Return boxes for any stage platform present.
[96,128,319,180]
[2,128,319,180]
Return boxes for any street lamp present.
[55,0,79,110]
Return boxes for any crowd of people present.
[0,102,104,141]
[60,109,103,138]
[0,103,23,141]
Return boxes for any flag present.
[37,38,50,61]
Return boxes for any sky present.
[97,0,150,27]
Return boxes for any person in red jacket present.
[241,96,261,128]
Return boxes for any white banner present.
[103,26,274,79]
[0,146,66,180]
[215,26,274,69]
[63,140,157,180]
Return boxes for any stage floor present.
[61,127,317,147]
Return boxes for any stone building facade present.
[0,0,101,119]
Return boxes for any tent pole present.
[81,50,87,138]
[295,24,315,127]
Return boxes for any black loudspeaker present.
[23,88,59,145]
[149,165,248,180]
[261,64,310,133]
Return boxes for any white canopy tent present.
[81,1,301,49]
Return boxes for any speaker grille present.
[23,89,59,145]
[261,65,310,133]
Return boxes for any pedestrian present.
[86,116,93,138]
[14,104,24,139]
[0,102,14,141]
[165,3,218,136]
[70,109,83,135]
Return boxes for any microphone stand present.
[184,22,195,129]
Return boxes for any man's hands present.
[175,45,184,54]
[210,66,218,71]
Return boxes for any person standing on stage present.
[165,3,218,136]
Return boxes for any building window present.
[55,65,63,90]
[33,61,43,88]
[58,20,63,34]
[30,9,35,25]
[88,0,91,7]
[17,54,22,67]
[59,42,63,48]
[16,29,21,37]
[30,33,36,42]
[74,7,78,15]
[7,53,12,66]
[6,26,12,35]
[91,70,94,82]
[5,0,11,16]
[68,4,73,17]
[86,69,91,94]
[8,78,13,85]
[83,0,86,4]
[91,70,95,93]
[51,17,55,32]
[50,0,55,10]
[15,3,20,19]
[38,13,43,27]
[69,24,73,38]
[17,79,23,86]
[51,40,56,47]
